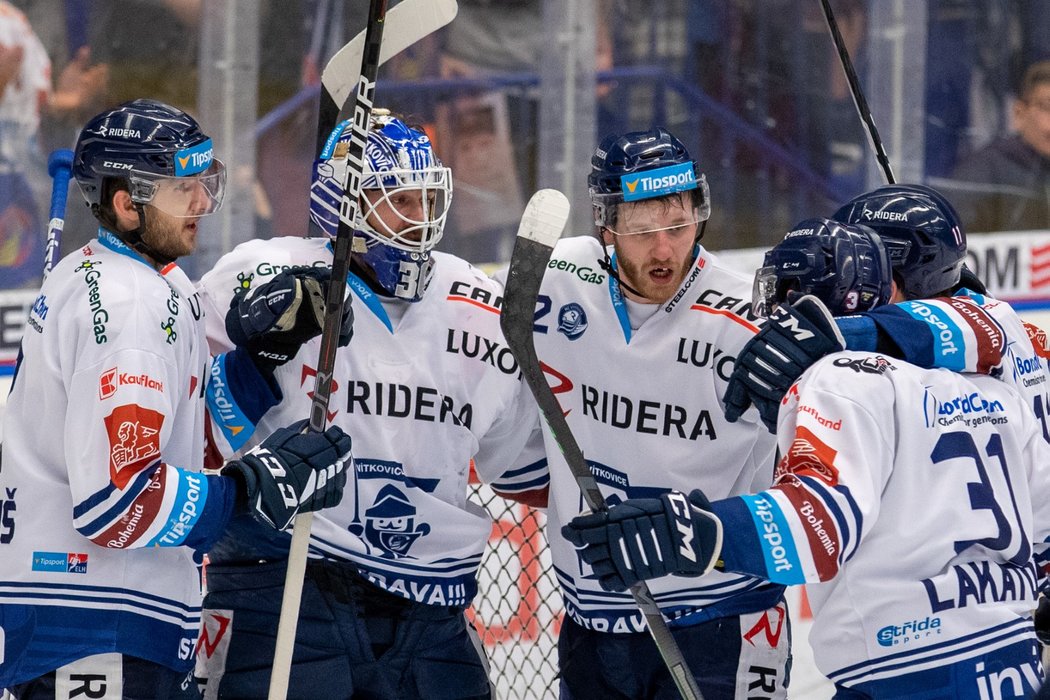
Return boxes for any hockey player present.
[514,127,788,698]
[724,184,1050,438]
[192,112,542,699]
[565,220,1050,697]
[0,100,353,698]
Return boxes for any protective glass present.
[128,159,226,218]
[605,217,704,238]
[752,265,780,318]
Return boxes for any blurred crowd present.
[0,0,1047,289]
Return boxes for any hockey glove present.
[723,294,845,432]
[1036,595,1050,646]
[226,266,354,373]
[562,489,723,593]
[222,419,352,531]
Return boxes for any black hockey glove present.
[222,419,352,531]
[226,267,354,373]
[562,490,723,593]
[1036,595,1050,646]
[723,295,845,432]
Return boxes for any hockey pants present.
[194,558,492,700]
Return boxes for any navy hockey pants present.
[558,601,792,700]
[195,558,492,700]
[9,653,198,700]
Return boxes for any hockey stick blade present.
[500,190,705,700]
[316,0,458,154]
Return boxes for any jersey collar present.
[96,228,153,268]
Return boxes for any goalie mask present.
[588,126,710,236]
[753,218,892,317]
[310,113,453,301]
[832,184,966,300]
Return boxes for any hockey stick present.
[315,0,458,156]
[817,0,895,183]
[268,2,390,698]
[500,190,705,700]
[44,149,74,282]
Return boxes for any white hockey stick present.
[500,190,706,700]
[269,3,457,699]
[315,0,458,154]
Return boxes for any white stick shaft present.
[267,512,313,700]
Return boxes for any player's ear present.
[889,278,903,304]
[111,190,140,231]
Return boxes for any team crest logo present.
[557,303,588,340]
[358,485,430,558]
[103,404,164,488]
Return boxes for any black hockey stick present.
[44,149,74,282]
[314,0,458,156]
[818,0,896,184]
[819,0,989,289]
[501,190,705,700]
[270,1,389,697]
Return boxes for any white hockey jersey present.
[711,351,1050,694]
[525,236,780,632]
[862,290,1050,436]
[197,237,541,607]
[0,231,225,687]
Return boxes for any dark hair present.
[96,178,131,231]
[1020,60,1050,102]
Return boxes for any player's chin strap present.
[596,220,707,301]
[121,203,177,267]
[596,250,646,299]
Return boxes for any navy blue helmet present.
[73,99,225,219]
[588,127,710,230]
[832,184,965,300]
[753,217,892,317]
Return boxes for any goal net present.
[468,482,561,699]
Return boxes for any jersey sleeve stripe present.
[73,462,162,536]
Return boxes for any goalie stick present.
[500,189,705,700]
[314,0,458,156]
[43,149,74,282]
[270,0,407,696]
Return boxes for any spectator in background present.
[438,0,612,263]
[947,59,1050,233]
[0,1,49,289]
